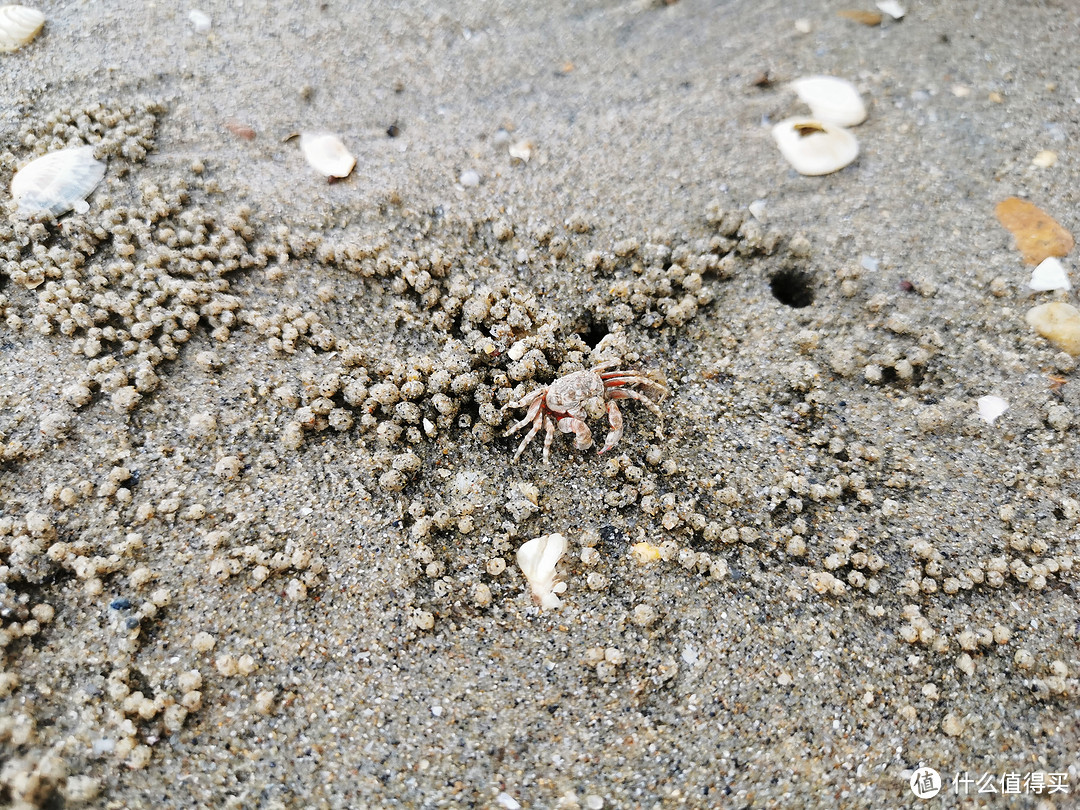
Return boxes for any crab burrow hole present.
[769,268,816,308]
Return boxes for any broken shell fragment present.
[792,76,867,127]
[771,118,859,176]
[0,4,44,52]
[187,9,211,34]
[508,139,533,163]
[1028,257,1071,292]
[11,145,105,216]
[976,395,1008,425]
[837,9,882,27]
[875,0,906,19]
[1026,302,1080,355]
[299,132,355,179]
[516,532,567,610]
[995,197,1075,265]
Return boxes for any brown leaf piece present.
[224,120,256,141]
[838,9,883,25]
[995,197,1075,265]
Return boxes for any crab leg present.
[607,387,665,419]
[511,411,545,462]
[503,397,544,438]
[542,414,557,465]
[590,359,622,373]
[599,401,624,454]
[504,389,545,411]
[600,372,669,397]
[557,416,595,451]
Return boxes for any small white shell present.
[875,0,906,20]
[1029,257,1071,292]
[516,532,567,610]
[976,395,1008,425]
[508,139,533,163]
[792,76,867,127]
[0,4,44,52]
[11,146,106,216]
[299,132,355,179]
[187,9,211,34]
[771,118,859,176]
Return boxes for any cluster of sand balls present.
[255,207,891,627]
[2,103,265,427]
[268,205,794,478]
[9,100,163,164]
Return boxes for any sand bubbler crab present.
[502,360,669,464]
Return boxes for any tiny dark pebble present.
[598,525,629,549]
[110,598,133,610]
[125,616,141,629]
[387,124,400,138]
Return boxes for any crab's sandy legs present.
[507,398,545,462]
[542,415,557,465]
[599,371,669,399]
[606,386,665,419]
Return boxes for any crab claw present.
[557,416,594,450]
[598,401,623,454]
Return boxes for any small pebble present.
[253,689,275,715]
[1047,404,1072,431]
[1023,302,1080,354]
[188,9,212,33]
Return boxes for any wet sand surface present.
[0,1,1078,807]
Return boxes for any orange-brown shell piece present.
[995,197,1074,265]
[838,9,882,25]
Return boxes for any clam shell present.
[11,146,106,216]
[299,132,355,179]
[0,5,45,53]
[771,118,859,176]
[792,75,867,127]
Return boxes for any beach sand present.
[0,1,1077,807]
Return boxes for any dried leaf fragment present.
[995,197,1074,265]
[224,120,256,141]
[838,9,882,26]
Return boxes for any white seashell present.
[771,118,859,176]
[187,9,211,34]
[508,139,533,163]
[0,4,44,52]
[516,532,567,610]
[11,146,106,216]
[1028,257,1071,291]
[875,0,906,19]
[976,395,1008,424]
[792,76,867,127]
[299,132,355,179]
